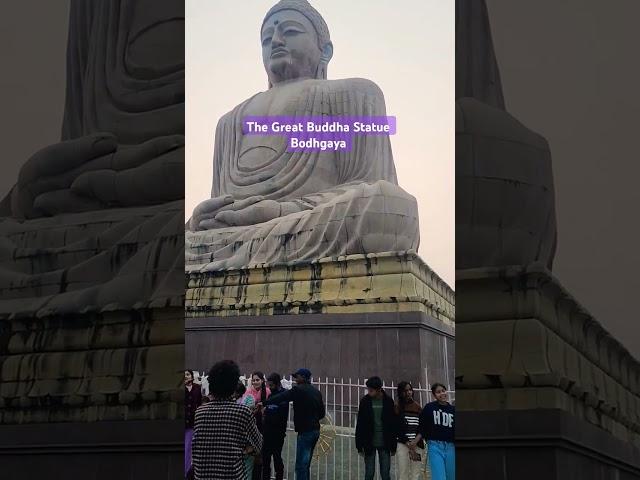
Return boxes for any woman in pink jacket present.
[245,372,271,480]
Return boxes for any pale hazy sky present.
[186,0,454,287]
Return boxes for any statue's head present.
[261,0,333,88]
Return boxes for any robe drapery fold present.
[186,78,420,271]
[63,0,184,144]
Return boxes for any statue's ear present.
[316,42,333,80]
[321,41,333,63]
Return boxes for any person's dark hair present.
[267,372,282,389]
[208,360,240,398]
[365,376,383,390]
[236,381,247,397]
[185,369,194,378]
[396,381,413,414]
[431,382,447,394]
[252,371,267,402]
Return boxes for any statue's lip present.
[271,48,289,57]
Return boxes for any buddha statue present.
[186,0,420,271]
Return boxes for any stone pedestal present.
[0,205,184,476]
[186,251,455,386]
[0,420,182,478]
[456,265,640,479]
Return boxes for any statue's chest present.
[238,86,307,167]
[229,83,338,196]
[243,84,308,116]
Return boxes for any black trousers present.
[262,432,286,480]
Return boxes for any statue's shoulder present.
[317,78,384,98]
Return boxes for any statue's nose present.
[271,29,285,48]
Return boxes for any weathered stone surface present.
[186,252,455,390]
[186,311,454,389]
[0,203,184,426]
[457,265,640,449]
[186,251,454,324]
[0,308,183,425]
[456,98,557,270]
[0,203,183,317]
[0,421,182,478]
[0,203,184,425]
[458,408,640,480]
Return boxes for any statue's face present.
[261,9,322,85]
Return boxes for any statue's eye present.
[283,29,303,36]
[261,37,272,46]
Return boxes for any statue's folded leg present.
[186,180,419,272]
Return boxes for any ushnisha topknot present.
[261,0,331,48]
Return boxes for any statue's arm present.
[330,78,398,185]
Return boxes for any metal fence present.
[195,374,454,480]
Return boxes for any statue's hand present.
[10,133,117,218]
[189,195,235,231]
[69,135,184,208]
[10,133,184,218]
[214,200,300,227]
[191,195,266,231]
[189,197,302,230]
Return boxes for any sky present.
[185,0,455,288]
[487,0,640,358]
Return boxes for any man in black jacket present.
[261,368,325,480]
[355,376,397,480]
[262,373,289,480]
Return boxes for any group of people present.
[356,377,455,480]
[184,363,454,480]
[185,361,326,480]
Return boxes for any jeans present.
[262,432,286,480]
[244,454,254,480]
[427,440,455,480]
[184,428,193,477]
[295,429,320,480]
[364,447,391,480]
